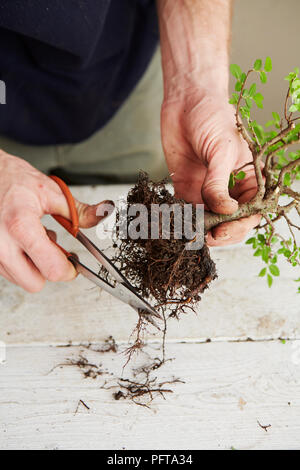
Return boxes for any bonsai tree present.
[205,57,299,290]
[85,60,300,406]
[102,60,299,328]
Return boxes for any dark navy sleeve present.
[0,0,159,145]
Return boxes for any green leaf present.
[291,79,300,91]
[289,151,300,160]
[235,81,242,91]
[240,72,247,84]
[246,237,256,245]
[254,248,262,257]
[229,93,239,105]
[254,93,264,108]
[289,104,299,113]
[272,112,280,127]
[264,57,272,72]
[269,265,280,276]
[252,121,264,141]
[267,274,273,287]
[259,268,267,277]
[249,83,257,97]
[240,106,250,118]
[254,59,262,71]
[235,171,246,180]
[278,154,288,166]
[283,172,291,186]
[258,234,265,243]
[262,245,270,263]
[229,173,235,189]
[260,71,267,84]
[230,64,242,79]
[245,97,253,109]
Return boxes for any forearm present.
[156,0,233,99]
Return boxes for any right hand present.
[161,93,261,246]
[0,150,113,292]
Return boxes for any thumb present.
[46,177,115,227]
[75,199,115,228]
[201,153,238,215]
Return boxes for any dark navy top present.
[0,0,158,145]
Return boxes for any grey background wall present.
[231,0,299,124]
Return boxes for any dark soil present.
[101,172,217,319]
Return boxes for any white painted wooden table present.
[0,185,299,450]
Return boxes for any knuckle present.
[6,215,28,239]
[203,180,226,192]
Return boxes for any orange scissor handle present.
[49,175,80,259]
[50,175,79,238]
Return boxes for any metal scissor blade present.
[70,255,161,320]
[76,231,125,283]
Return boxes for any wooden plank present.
[0,341,300,450]
[0,245,298,344]
[0,184,299,344]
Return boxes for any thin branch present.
[277,159,300,188]
[235,69,257,153]
[281,186,300,200]
[234,161,254,173]
[284,87,291,124]
[283,213,300,233]
[260,125,294,156]
[277,200,299,214]
[265,139,300,188]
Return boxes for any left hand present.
[161,89,261,246]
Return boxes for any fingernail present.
[96,200,115,219]
[59,268,77,283]
[214,233,231,241]
[66,263,78,281]
[102,200,115,207]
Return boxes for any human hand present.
[161,91,261,246]
[0,150,113,292]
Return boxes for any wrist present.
[157,0,231,101]
[162,62,229,102]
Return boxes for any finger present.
[210,186,261,243]
[0,232,45,290]
[76,199,115,228]
[207,213,261,246]
[0,263,17,285]
[3,247,46,292]
[170,157,207,204]
[7,212,77,282]
[46,176,115,228]
[201,148,239,215]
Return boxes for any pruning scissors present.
[49,176,161,322]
